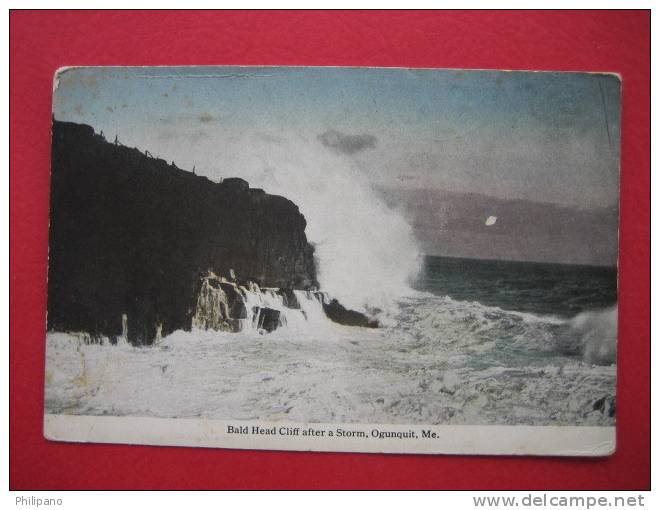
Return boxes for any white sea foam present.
[396,294,617,366]
[567,306,618,365]
[215,131,422,314]
[44,310,616,425]
[45,292,617,425]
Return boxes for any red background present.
[9,10,650,490]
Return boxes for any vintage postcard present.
[44,66,620,455]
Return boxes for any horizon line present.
[422,253,617,270]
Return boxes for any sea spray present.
[568,306,618,365]
[212,130,423,314]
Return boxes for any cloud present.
[318,129,377,155]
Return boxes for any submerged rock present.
[322,299,379,328]
[593,395,616,418]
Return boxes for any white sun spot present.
[485,215,497,226]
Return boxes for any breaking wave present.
[564,306,618,365]
[212,130,422,314]
[396,294,617,365]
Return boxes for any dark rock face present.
[193,276,244,333]
[276,288,300,309]
[253,307,281,333]
[218,282,248,319]
[47,120,318,344]
[322,299,379,328]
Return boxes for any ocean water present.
[45,256,618,426]
[416,256,617,318]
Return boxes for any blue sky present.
[53,66,620,209]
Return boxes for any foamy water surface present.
[45,292,616,426]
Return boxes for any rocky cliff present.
[47,120,318,344]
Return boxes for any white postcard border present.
[44,414,615,457]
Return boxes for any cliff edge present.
[48,120,318,344]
